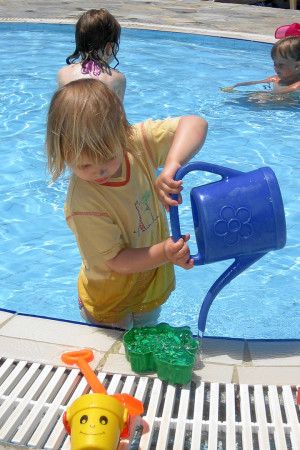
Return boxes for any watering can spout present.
[197,253,266,335]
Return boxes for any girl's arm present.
[110,71,126,101]
[57,68,65,89]
[106,117,206,274]
[154,116,208,211]
[105,234,194,273]
[271,80,300,94]
[222,75,277,92]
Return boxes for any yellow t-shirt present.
[64,117,180,323]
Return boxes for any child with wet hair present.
[57,9,126,101]
[222,36,300,95]
[46,79,208,330]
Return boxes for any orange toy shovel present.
[61,349,107,394]
[61,349,143,417]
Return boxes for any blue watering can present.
[169,162,286,336]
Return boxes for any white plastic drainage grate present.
[0,358,300,449]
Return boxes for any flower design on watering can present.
[214,205,254,246]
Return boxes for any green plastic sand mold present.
[123,323,199,385]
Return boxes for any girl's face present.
[70,153,123,184]
[273,56,300,82]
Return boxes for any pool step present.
[0,357,299,449]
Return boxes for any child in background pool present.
[46,79,208,330]
[57,9,126,101]
[222,36,300,95]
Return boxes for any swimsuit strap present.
[81,61,102,79]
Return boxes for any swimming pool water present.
[0,24,299,339]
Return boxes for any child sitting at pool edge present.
[222,36,300,95]
[46,79,208,330]
[57,9,126,101]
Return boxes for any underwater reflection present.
[222,90,300,111]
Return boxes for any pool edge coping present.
[0,18,276,43]
[1,310,300,386]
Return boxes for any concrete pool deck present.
[1,0,300,43]
[1,1,300,388]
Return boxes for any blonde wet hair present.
[46,79,133,182]
[271,36,300,61]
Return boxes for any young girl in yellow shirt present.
[46,79,208,329]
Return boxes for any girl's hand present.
[164,234,194,270]
[155,116,208,211]
[155,165,183,212]
[221,86,234,92]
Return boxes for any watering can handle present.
[169,161,241,264]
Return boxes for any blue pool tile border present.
[0,306,125,331]
[0,22,73,33]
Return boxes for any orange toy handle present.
[61,349,107,395]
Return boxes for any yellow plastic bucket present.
[65,393,128,450]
